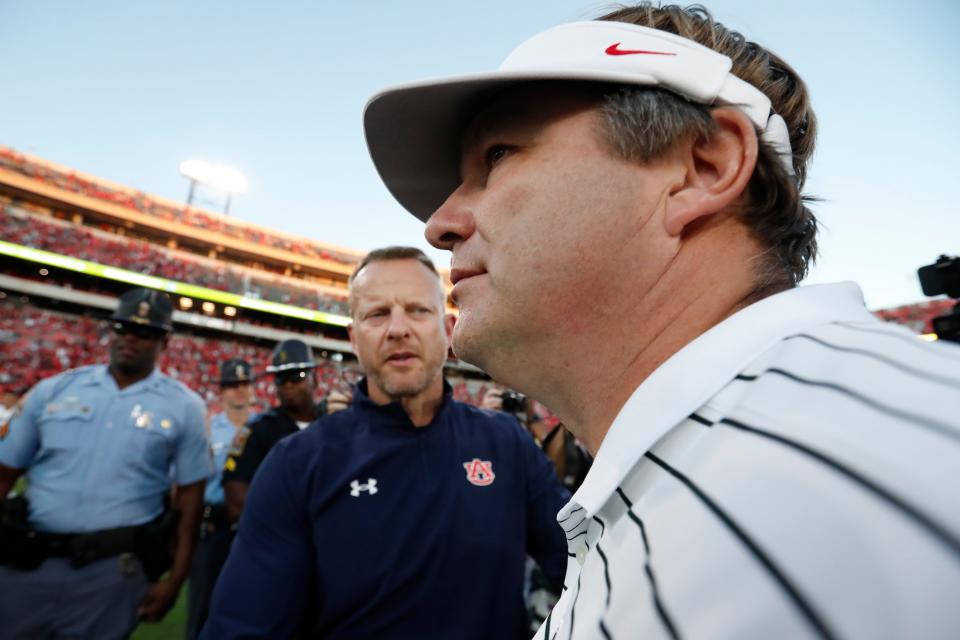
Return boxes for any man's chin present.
[112,359,146,376]
[376,373,430,400]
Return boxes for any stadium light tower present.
[180,160,248,215]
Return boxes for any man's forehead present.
[461,83,605,153]
[351,260,443,303]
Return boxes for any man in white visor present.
[365,3,960,639]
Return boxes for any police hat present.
[110,288,173,332]
[266,339,316,374]
[219,358,253,385]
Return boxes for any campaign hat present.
[266,339,316,374]
[220,358,253,385]
[110,288,174,332]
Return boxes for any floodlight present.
[179,160,248,194]
[180,159,248,215]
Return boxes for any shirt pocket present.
[126,418,176,469]
[38,408,95,451]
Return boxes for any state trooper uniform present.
[185,358,255,640]
[0,288,212,639]
[222,340,321,487]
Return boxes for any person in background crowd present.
[185,358,256,640]
[365,4,960,638]
[482,385,592,633]
[0,287,211,638]
[202,246,569,639]
[0,388,20,441]
[221,338,322,524]
[481,387,592,492]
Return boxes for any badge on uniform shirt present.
[160,418,172,430]
[227,426,251,457]
[131,404,153,429]
[463,458,496,486]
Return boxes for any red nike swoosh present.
[605,43,677,56]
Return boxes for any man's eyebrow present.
[461,105,533,155]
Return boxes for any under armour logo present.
[463,458,495,486]
[350,478,378,497]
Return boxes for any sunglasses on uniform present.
[112,322,167,341]
[274,369,311,386]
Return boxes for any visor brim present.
[363,69,660,222]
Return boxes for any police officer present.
[222,339,322,523]
[185,358,255,640]
[0,288,212,638]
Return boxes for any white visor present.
[364,21,794,222]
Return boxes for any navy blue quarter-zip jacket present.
[202,380,570,639]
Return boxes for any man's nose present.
[385,309,412,339]
[425,184,476,251]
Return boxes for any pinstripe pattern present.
[536,284,960,640]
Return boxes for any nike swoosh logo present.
[605,43,677,56]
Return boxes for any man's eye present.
[484,144,513,169]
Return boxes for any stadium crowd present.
[0,146,359,267]
[1,201,351,315]
[0,298,488,413]
[873,298,954,334]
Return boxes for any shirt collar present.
[353,377,454,428]
[92,365,164,392]
[563,282,877,519]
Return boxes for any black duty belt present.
[37,524,140,567]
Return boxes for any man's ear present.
[347,322,355,349]
[443,313,456,343]
[663,108,759,237]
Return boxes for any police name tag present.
[45,396,92,415]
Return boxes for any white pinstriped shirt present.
[536,282,960,640]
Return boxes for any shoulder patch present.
[227,426,252,457]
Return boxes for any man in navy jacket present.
[202,246,569,639]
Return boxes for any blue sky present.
[2,1,957,308]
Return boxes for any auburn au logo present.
[463,458,495,486]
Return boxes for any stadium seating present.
[0,299,292,411]
[0,146,359,267]
[0,300,486,415]
[874,299,954,334]
[1,201,350,315]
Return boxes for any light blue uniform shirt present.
[0,365,212,533]
[204,411,244,505]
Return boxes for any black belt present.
[36,525,140,566]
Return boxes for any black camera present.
[918,255,960,298]
[500,390,528,416]
[918,255,960,343]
